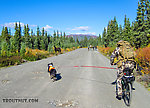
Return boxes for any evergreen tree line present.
[1,0,148,58]
[101,0,150,48]
[0,22,82,57]
[0,22,101,57]
[78,36,101,47]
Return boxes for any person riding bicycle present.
[110,40,136,99]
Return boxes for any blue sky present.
[0,0,138,36]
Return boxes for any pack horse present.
[54,45,61,53]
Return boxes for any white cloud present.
[1,22,37,28]
[70,32,96,35]
[58,31,62,35]
[72,26,90,31]
[30,24,37,27]
[43,25,53,31]
[3,22,24,28]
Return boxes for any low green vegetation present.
[0,22,100,67]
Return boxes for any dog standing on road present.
[48,63,57,81]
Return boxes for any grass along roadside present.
[0,47,78,68]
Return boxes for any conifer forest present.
[0,0,150,73]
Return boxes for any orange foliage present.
[72,47,76,50]
[98,47,110,54]
[98,46,150,74]
[25,48,49,56]
[66,48,70,52]
[24,48,50,61]
[98,46,115,56]
[136,47,150,74]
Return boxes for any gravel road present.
[0,48,150,108]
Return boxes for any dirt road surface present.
[0,48,150,108]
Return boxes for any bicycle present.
[116,67,135,106]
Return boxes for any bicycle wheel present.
[123,83,132,106]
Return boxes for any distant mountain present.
[66,34,98,41]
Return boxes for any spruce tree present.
[106,21,111,46]
[56,30,59,38]
[53,30,56,42]
[36,26,40,49]
[40,28,45,50]
[45,31,48,50]
[10,37,16,53]
[145,0,150,43]
[48,43,53,52]
[134,0,149,48]
[8,28,11,36]
[102,27,107,47]
[118,25,123,41]
[1,27,4,38]
[112,17,119,44]
[1,41,8,57]
[24,25,27,45]
[31,29,34,49]
[18,22,22,51]
[25,24,31,48]
[130,22,135,46]
[98,34,102,45]
[122,15,131,42]
[34,37,39,49]
[134,1,143,48]
[76,37,79,44]
[14,22,20,52]
[20,42,26,56]
[3,27,10,44]
[83,36,88,47]
[141,0,148,47]
[60,32,63,37]
[63,32,66,40]
[40,39,45,50]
